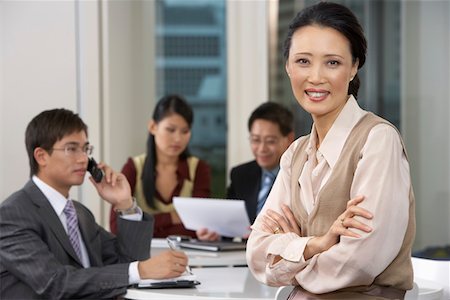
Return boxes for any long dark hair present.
[283,1,367,98]
[142,94,193,208]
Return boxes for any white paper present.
[173,197,251,237]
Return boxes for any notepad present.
[137,273,200,289]
[179,240,246,252]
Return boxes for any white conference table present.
[125,266,445,300]
[151,238,247,267]
[125,267,278,300]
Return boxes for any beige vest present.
[291,113,415,292]
[132,154,199,215]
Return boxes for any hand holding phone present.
[87,157,103,183]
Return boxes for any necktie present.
[257,172,275,215]
[63,200,83,261]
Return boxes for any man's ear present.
[34,147,49,167]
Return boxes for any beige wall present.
[0,0,78,199]
[402,1,450,250]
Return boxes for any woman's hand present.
[196,228,220,241]
[304,195,373,260]
[260,204,301,235]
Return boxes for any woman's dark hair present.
[25,108,87,177]
[142,94,193,208]
[283,1,367,98]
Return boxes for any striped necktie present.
[63,200,83,261]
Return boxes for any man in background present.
[227,102,294,223]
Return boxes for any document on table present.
[173,197,251,237]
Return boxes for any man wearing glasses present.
[228,102,294,223]
[0,108,188,299]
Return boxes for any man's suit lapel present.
[25,181,83,266]
[76,204,102,266]
[246,161,262,223]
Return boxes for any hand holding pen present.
[137,246,188,279]
[166,237,193,275]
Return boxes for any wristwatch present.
[115,197,140,216]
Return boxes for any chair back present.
[275,285,294,300]
[412,257,449,300]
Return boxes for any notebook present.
[178,240,247,252]
[137,273,200,289]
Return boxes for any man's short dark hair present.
[248,102,294,136]
[25,108,88,177]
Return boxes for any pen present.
[166,237,193,275]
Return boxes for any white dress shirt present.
[246,96,411,293]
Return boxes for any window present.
[155,0,227,197]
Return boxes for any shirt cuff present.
[267,232,312,263]
[281,235,312,262]
[265,233,312,285]
[119,207,143,221]
[128,261,141,284]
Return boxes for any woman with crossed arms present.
[246,2,415,299]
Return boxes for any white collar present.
[305,95,367,169]
[32,175,69,216]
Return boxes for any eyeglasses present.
[52,144,94,157]
[249,136,280,147]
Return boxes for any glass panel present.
[155,0,227,197]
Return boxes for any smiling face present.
[149,113,191,159]
[34,131,89,197]
[285,25,358,125]
[250,119,291,170]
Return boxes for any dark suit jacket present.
[0,180,154,299]
[227,160,264,224]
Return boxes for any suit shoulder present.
[1,188,30,210]
[232,160,258,170]
[230,160,260,176]
[0,189,40,227]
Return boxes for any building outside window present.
[155,0,227,197]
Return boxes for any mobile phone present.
[87,157,103,183]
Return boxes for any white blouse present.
[246,96,411,293]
